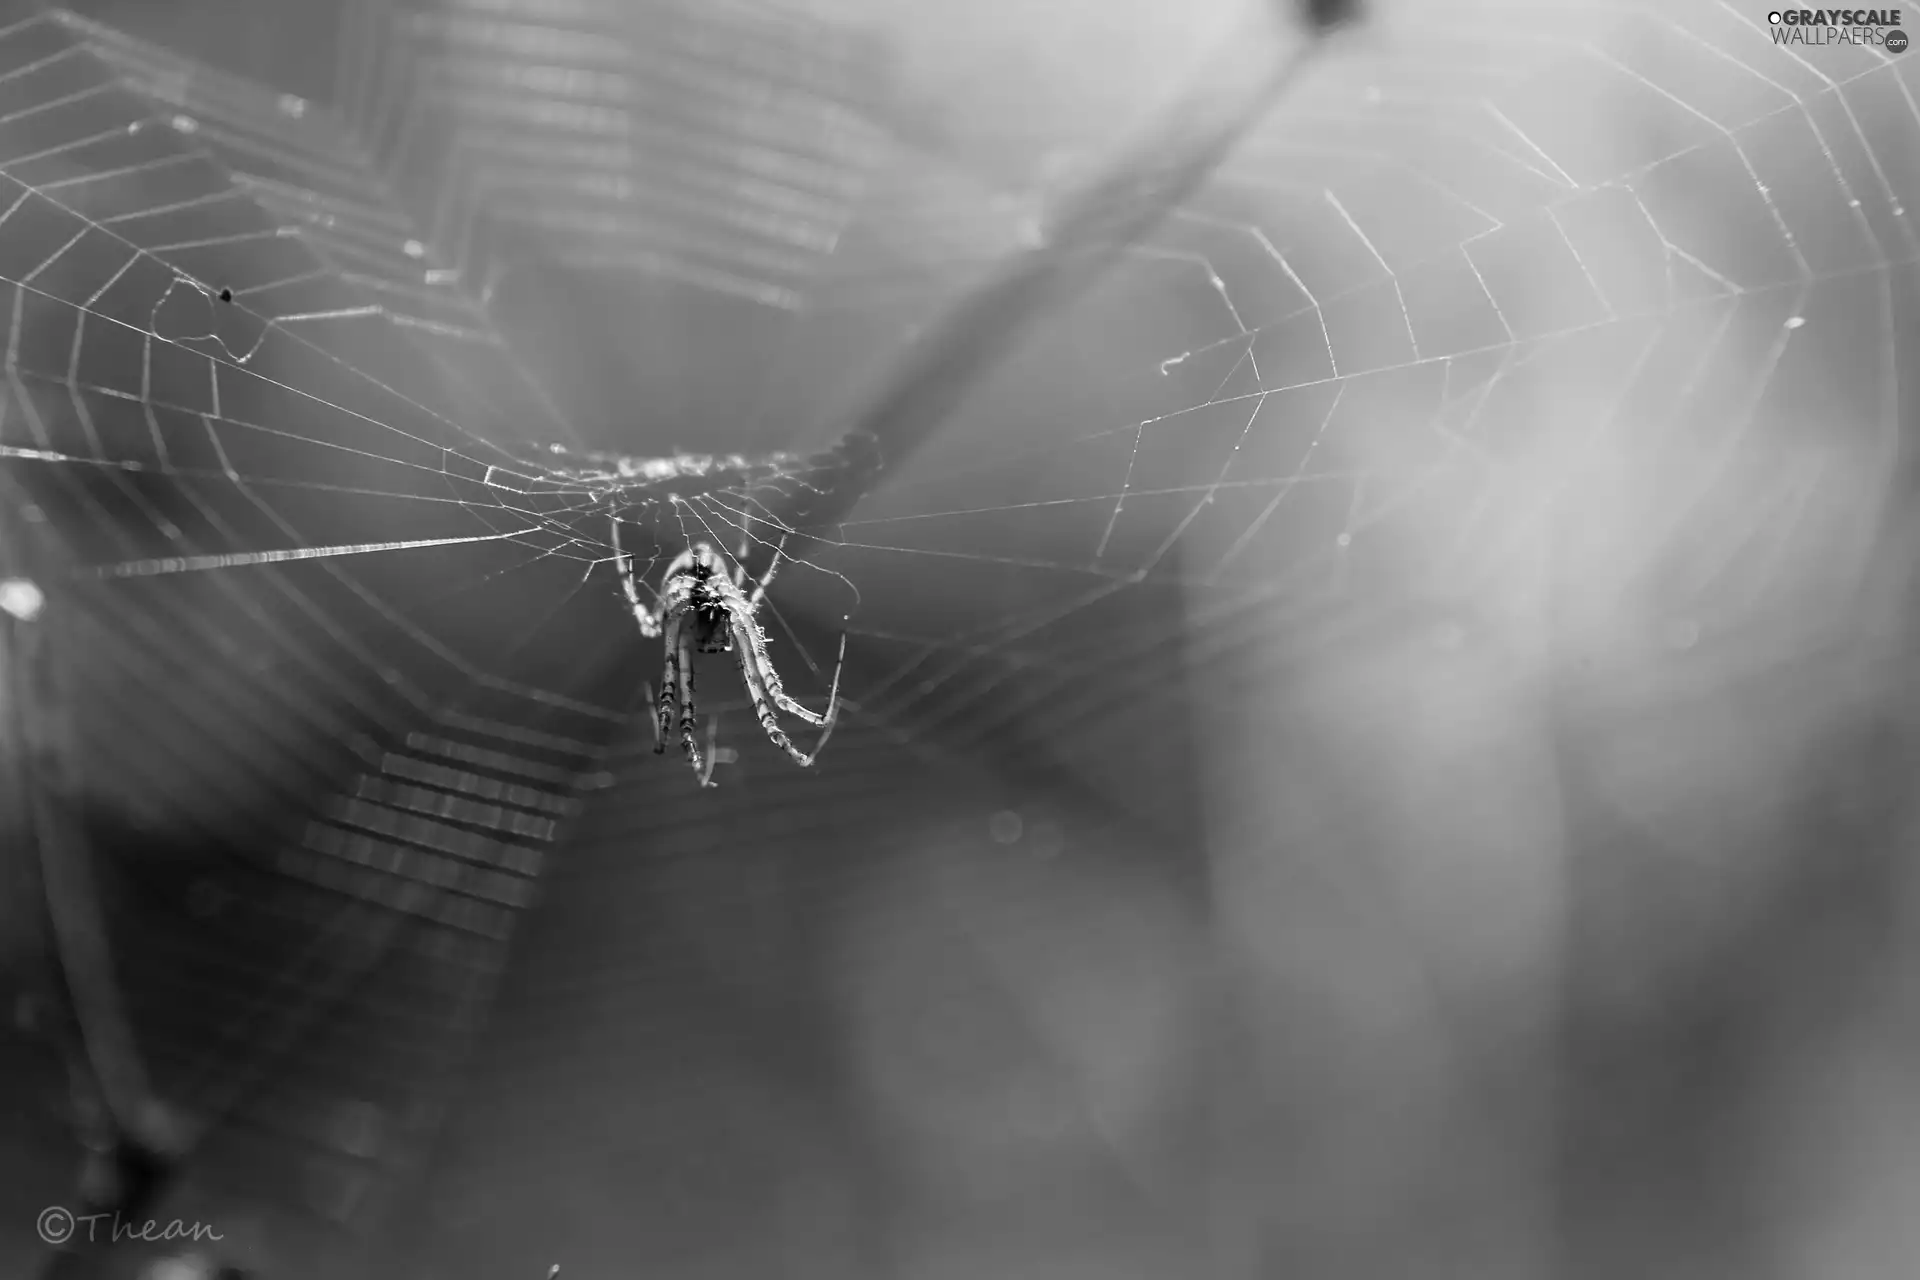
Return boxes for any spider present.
[611,518,844,787]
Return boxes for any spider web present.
[1,0,1916,787]
[0,0,1915,1262]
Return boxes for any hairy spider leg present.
[744,534,789,610]
[655,613,683,752]
[641,682,719,783]
[810,631,848,740]
[698,713,720,785]
[641,682,663,751]
[677,625,712,784]
[726,599,834,726]
[729,618,845,766]
[729,617,807,764]
[723,532,828,722]
[610,517,662,638]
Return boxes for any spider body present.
[662,555,738,654]
[612,521,844,787]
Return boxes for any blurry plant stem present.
[747,0,1361,568]
[2,516,178,1278]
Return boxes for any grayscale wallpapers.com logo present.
[36,1205,224,1247]
[1768,8,1909,50]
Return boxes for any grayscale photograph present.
[0,0,1916,1276]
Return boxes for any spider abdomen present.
[691,606,733,652]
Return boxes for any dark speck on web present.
[217,287,232,303]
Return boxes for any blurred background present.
[0,0,1917,1276]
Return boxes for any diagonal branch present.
[746,0,1363,564]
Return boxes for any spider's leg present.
[732,528,752,592]
[731,623,804,763]
[655,614,682,754]
[729,603,830,726]
[611,517,662,638]
[744,533,789,609]
[731,618,842,767]
[696,714,719,788]
[640,682,664,752]
[799,631,847,763]
[677,626,711,783]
